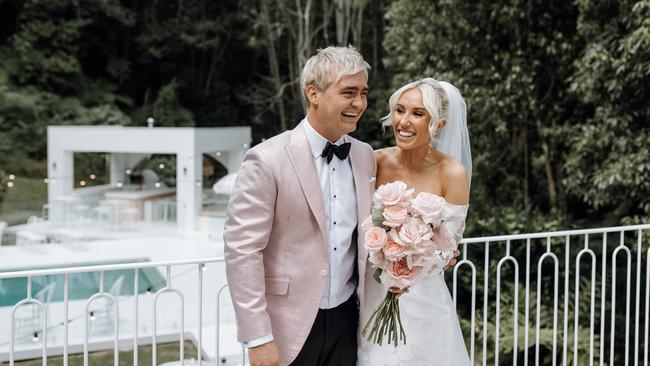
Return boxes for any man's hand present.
[443,250,461,272]
[249,341,280,366]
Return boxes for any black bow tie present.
[321,142,351,163]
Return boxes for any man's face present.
[308,71,368,141]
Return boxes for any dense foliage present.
[1,0,646,230]
[382,0,649,234]
[565,0,650,225]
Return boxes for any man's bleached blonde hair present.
[300,45,371,106]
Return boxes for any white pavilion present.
[46,124,251,233]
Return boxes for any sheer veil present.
[434,81,472,187]
[381,78,473,187]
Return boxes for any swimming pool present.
[0,259,165,307]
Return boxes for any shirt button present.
[333,221,337,225]
[320,269,327,277]
[333,194,337,198]
[334,247,337,251]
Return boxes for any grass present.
[3,341,199,366]
[0,177,47,226]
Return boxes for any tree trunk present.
[522,124,529,211]
[536,120,558,213]
[261,0,288,131]
[322,0,329,44]
[335,0,350,45]
[351,1,366,50]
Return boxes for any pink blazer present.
[224,125,375,365]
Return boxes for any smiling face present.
[392,88,436,150]
[306,71,368,142]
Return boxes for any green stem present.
[361,291,407,347]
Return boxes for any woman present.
[357,78,472,365]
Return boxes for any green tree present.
[564,0,650,224]
[132,0,250,128]
[0,0,134,168]
[382,0,584,234]
[152,79,194,127]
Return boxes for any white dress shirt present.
[302,118,358,309]
[244,118,359,348]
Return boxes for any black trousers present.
[290,294,358,366]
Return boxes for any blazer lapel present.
[285,127,328,244]
[349,141,371,259]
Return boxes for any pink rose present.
[380,258,423,288]
[374,181,414,210]
[398,218,433,246]
[364,227,387,252]
[411,192,446,227]
[368,249,388,268]
[382,205,409,228]
[411,247,437,267]
[432,225,458,251]
[417,220,434,241]
[398,219,421,246]
[383,233,406,261]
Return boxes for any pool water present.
[0,260,165,307]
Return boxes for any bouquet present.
[361,181,461,347]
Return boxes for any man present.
[224,46,374,366]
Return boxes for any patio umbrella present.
[212,172,238,195]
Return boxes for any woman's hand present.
[389,286,409,299]
[443,250,461,271]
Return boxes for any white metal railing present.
[1,224,649,365]
[0,257,245,366]
[452,223,650,366]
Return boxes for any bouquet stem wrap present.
[362,290,406,346]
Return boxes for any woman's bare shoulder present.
[373,147,394,164]
[438,155,469,204]
[440,156,467,183]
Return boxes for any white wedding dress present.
[357,199,471,366]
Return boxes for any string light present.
[89,174,96,180]
[201,264,208,272]
[242,143,249,148]
[32,332,39,342]
[7,182,14,188]
[154,182,161,188]
[196,180,202,187]
[44,178,49,184]
[116,181,124,188]
[126,169,132,175]
[215,152,222,157]
[89,311,96,321]
[8,174,15,180]
[158,164,165,170]
[79,180,87,187]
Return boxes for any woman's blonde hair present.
[382,78,449,140]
